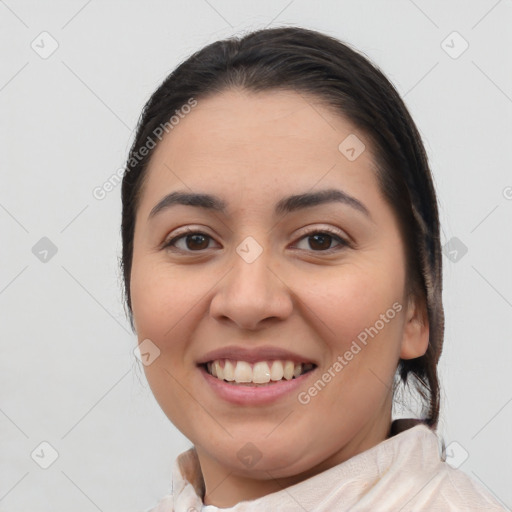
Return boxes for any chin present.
[204,436,317,477]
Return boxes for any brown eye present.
[185,234,209,250]
[163,230,216,252]
[184,233,210,250]
[163,227,349,254]
[295,228,349,253]
[308,233,334,251]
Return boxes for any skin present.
[130,88,429,507]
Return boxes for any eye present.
[162,226,350,254]
[293,227,350,253]
[162,227,217,252]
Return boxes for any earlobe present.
[400,296,429,360]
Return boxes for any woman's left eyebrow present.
[148,188,372,222]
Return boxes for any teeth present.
[283,361,294,380]
[234,361,252,383]
[270,360,284,381]
[205,359,314,384]
[253,362,271,383]
[223,359,235,381]
[213,361,223,380]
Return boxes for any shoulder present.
[370,424,507,510]
[401,427,505,510]
[430,464,506,510]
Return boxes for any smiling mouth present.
[200,359,317,386]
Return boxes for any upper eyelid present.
[164,225,350,249]
[166,224,348,240]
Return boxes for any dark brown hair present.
[120,26,444,427]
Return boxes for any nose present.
[209,242,294,331]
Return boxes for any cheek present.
[296,263,404,349]
[130,259,205,339]
[292,261,406,411]
[130,259,209,433]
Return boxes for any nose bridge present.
[229,233,276,301]
[209,233,293,328]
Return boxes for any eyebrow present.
[148,188,371,220]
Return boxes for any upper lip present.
[196,345,318,366]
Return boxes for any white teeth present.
[213,361,223,380]
[253,362,271,383]
[223,360,235,381]
[234,361,252,382]
[270,360,284,381]
[205,359,314,384]
[283,361,294,380]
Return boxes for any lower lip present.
[198,365,316,406]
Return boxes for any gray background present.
[1,0,511,510]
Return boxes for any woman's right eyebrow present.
[147,188,372,222]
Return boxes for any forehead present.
[139,89,380,214]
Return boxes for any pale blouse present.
[145,420,507,511]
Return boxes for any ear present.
[400,294,429,360]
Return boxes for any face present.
[130,89,428,500]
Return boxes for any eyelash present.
[161,226,351,254]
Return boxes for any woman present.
[120,27,505,511]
